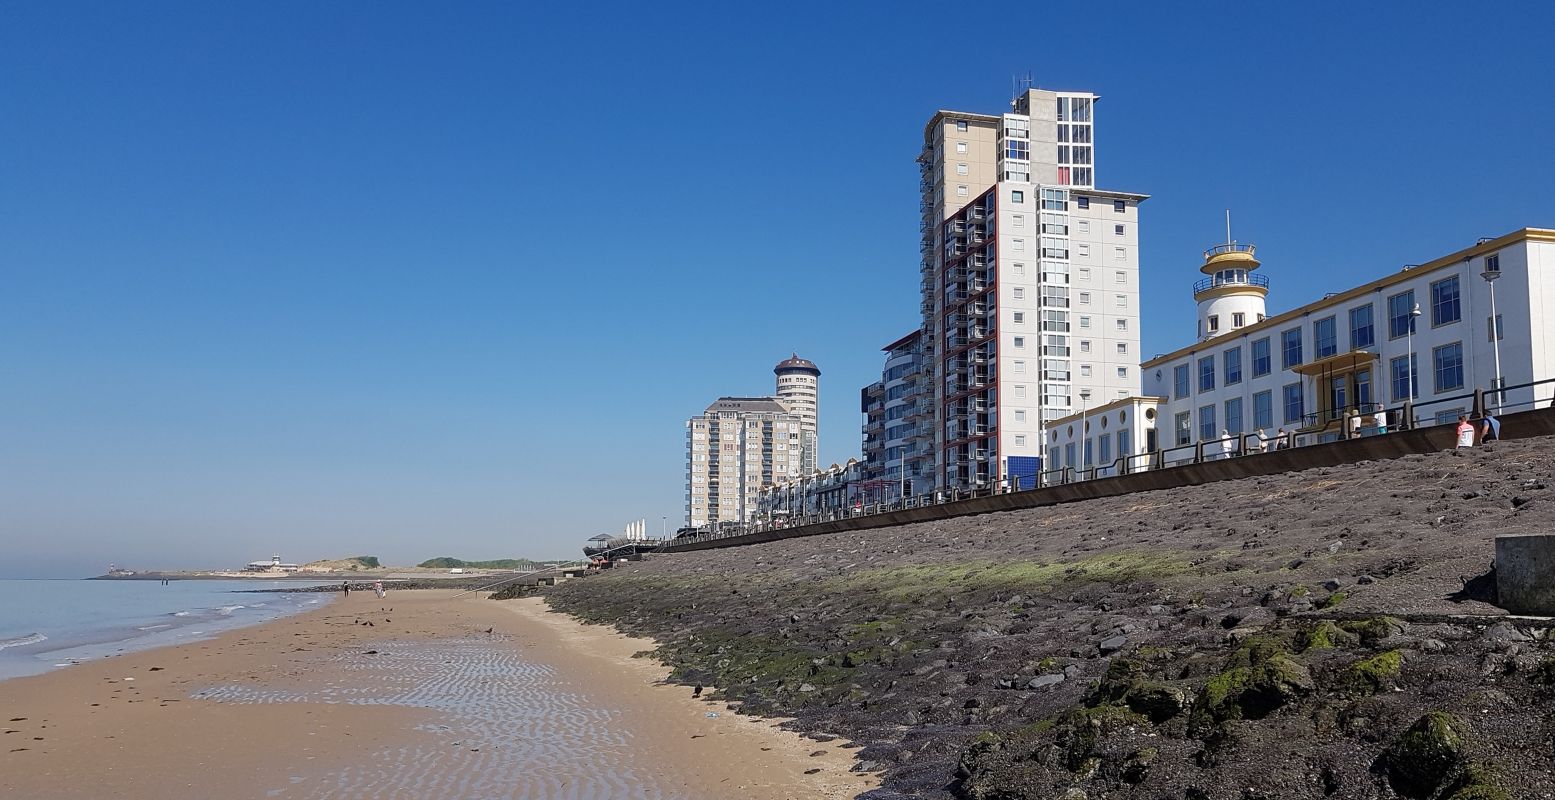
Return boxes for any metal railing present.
[669,377,1555,550]
[1192,272,1270,294]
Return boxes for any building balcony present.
[1193,271,1269,295]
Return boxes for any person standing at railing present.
[1375,409,1389,434]
[1348,411,1362,439]
[1256,429,1269,453]
[1274,428,1289,451]
[1455,415,1476,449]
[1219,430,1233,459]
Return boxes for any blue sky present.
[4,2,1553,576]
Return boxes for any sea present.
[0,578,335,681]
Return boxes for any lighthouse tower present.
[773,354,820,473]
[1194,242,1269,341]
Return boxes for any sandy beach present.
[0,589,875,799]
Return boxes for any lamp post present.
[1481,261,1504,409]
[1406,302,1422,426]
[1078,388,1092,478]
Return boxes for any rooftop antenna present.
[1225,209,1233,246]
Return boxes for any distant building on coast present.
[244,555,301,573]
[684,356,821,528]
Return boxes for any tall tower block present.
[1194,243,1269,341]
[774,354,821,473]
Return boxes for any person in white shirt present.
[1256,429,1269,453]
[1455,415,1475,448]
[1375,409,1388,434]
[1219,429,1234,459]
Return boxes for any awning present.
[1291,349,1380,377]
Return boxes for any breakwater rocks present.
[538,438,1555,799]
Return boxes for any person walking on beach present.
[341,581,351,596]
[1455,415,1476,449]
[1481,412,1501,443]
[373,580,386,599]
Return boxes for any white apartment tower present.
[919,86,1146,490]
[685,397,805,528]
[773,354,821,473]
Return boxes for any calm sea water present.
[0,578,335,680]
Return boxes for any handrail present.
[1193,273,1270,294]
[1204,243,1256,258]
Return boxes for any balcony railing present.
[1193,272,1270,294]
[1204,243,1257,259]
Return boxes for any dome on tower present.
[774,353,820,375]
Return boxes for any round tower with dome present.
[1194,242,1269,341]
[773,354,820,473]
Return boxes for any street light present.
[1406,302,1422,425]
[1078,388,1092,478]
[1481,259,1504,409]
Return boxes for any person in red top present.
[1455,415,1476,448]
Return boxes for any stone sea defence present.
[534,437,1555,799]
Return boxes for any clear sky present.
[4,2,1554,577]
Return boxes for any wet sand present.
[0,590,875,799]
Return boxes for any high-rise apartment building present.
[773,354,821,473]
[918,86,1146,490]
[860,330,932,499]
[684,355,821,528]
[685,397,804,529]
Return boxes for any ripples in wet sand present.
[194,635,680,799]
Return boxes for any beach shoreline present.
[0,589,876,799]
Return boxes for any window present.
[1489,314,1503,341]
[1387,290,1416,339]
[1208,314,1220,333]
[1113,200,1126,213]
[1080,340,1092,352]
[1014,409,1026,423]
[1314,315,1338,358]
[1175,412,1192,445]
[1098,435,1111,464]
[1080,365,1092,377]
[1281,327,1303,369]
[1065,442,1076,467]
[1251,337,1271,376]
[1077,268,1091,281]
[1173,364,1190,399]
[1116,342,1127,354]
[1431,276,1461,326]
[1116,319,1128,331]
[1014,385,1027,398]
[1011,189,1024,203]
[1013,287,1025,299]
[1115,294,1126,308]
[1013,214,1024,227]
[1113,247,1126,262]
[956,120,968,131]
[1013,336,1026,348]
[1198,355,1216,392]
[1076,196,1090,209]
[1253,390,1273,429]
[1232,312,1245,327]
[957,185,968,196]
[956,163,968,175]
[1076,243,1090,257]
[1079,291,1091,304]
[1226,397,1244,435]
[1225,346,1243,386]
[1013,238,1025,251]
[1350,304,1375,350]
[956,141,967,153]
[1117,367,1128,378]
[1079,315,1091,328]
[1114,271,1126,283]
[1013,311,1025,323]
[1390,354,1418,401]
[1282,383,1304,424]
[1014,360,1026,374]
[1433,342,1464,392]
[1077,220,1090,233]
[1013,263,1025,276]
[1199,405,1216,441]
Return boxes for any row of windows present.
[1175,338,1465,404]
[1009,189,1127,214]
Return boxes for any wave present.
[136,624,173,631]
[216,605,246,616]
[0,632,47,651]
[171,611,192,617]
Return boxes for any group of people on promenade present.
[1204,406,1504,460]
[1456,412,1502,448]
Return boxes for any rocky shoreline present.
[526,438,1555,799]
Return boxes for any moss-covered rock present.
[1298,620,1357,652]
[1193,651,1313,729]
[1316,591,1347,609]
[1340,649,1405,694]
[1339,616,1406,646]
[1438,762,1511,800]
[1383,711,1467,798]
[1085,657,1189,723]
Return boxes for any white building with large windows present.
[1043,228,1555,478]
[918,85,1147,492]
